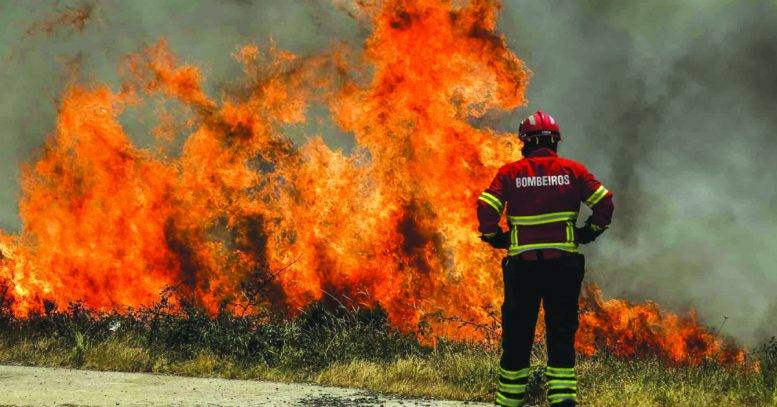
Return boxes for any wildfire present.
[0,0,743,365]
[577,285,744,364]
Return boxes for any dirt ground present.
[0,365,489,406]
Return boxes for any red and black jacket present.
[477,148,614,256]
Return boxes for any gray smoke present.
[496,0,777,346]
[1,0,775,346]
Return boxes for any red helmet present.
[518,110,561,141]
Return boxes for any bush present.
[0,294,435,373]
[757,336,777,390]
[1,295,776,405]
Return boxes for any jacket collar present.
[525,148,557,158]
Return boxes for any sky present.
[1,0,776,345]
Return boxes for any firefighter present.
[476,111,614,407]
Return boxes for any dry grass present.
[82,336,152,372]
[315,353,494,401]
[1,336,775,406]
[0,303,775,406]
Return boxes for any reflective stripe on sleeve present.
[478,191,504,213]
[584,185,609,208]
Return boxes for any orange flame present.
[0,0,743,364]
[577,285,745,365]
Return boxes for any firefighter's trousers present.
[495,253,585,407]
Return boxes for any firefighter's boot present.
[545,366,577,406]
[495,366,529,406]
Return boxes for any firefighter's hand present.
[575,226,596,244]
[480,230,510,249]
[576,222,605,245]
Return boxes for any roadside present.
[0,307,773,406]
[0,365,488,406]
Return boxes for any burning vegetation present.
[0,0,743,366]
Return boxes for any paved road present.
[0,365,489,406]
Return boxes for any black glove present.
[480,230,510,249]
[575,221,606,245]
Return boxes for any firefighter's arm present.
[477,169,509,249]
[577,168,614,244]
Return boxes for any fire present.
[577,285,745,365]
[0,0,743,364]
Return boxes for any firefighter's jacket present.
[477,148,614,256]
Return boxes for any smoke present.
[495,0,777,346]
[1,0,775,345]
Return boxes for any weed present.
[757,337,777,390]
[0,296,774,406]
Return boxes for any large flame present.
[0,0,743,365]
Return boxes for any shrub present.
[757,336,777,390]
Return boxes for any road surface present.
[0,365,489,406]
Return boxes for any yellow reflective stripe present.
[479,192,504,213]
[478,197,501,213]
[508,211,577,225]
[585,185,609,207]
[506,213,580,254]
[481,191,502,205]
[546,366,575,373]
[482,232,498,238]
[498,383,527,393]
[548,380,577,388]
[508,242,578,256]
[548,393,577,403]
[495,392,522,407]
[499,367,530,379]
[510,226,518,247]
[546,367,576,376]
[546,374,576,380]
[479,193,502,209]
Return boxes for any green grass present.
[0,301,775,406]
